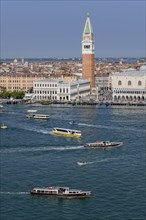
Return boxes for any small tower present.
[82,13,95,91]
[22,57,24,65]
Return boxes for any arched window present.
[138,81,142,86]
[118,80,122,86]
[128,81,131,86]
[114,95,117,101]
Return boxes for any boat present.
[27,109,37,113]
[1,123,7,129]
[30,186,91,198]
[26,114,49,120]
[0,109,7,114]
[84,141,123,148]
[69,120,76,125]
[51,128,81,138]
[77,161,87,166]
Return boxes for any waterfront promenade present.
[0,98,146,107]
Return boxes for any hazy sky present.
[1,0,145,58]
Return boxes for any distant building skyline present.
[1,1,145,59]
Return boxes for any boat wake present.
[77,156,126,166]
[16,124,52,134]
[0,191,29,195]
[78,123,145,132]
[0,145,84,154]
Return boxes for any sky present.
[1,0,145,58]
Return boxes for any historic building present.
[33,78,90,101]
[0,73,45,92]
[110,65,146,102]
[82,13,95,91]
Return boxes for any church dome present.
[140,65,146,71]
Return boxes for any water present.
[0,104,145,220]
[1,57,145,64]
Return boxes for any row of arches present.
[114,90,145,94]
[114,95,145,102]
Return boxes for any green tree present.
[11,91,25,99]
[0,90,11,98]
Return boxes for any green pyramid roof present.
[83,14,93,34]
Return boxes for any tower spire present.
[83,13,93,35]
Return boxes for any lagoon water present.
[0,104,145,220]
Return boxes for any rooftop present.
[111,70,146,77]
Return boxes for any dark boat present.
[26,114,49,120]
[84,141,123,148]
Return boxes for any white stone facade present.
[33,78,90,101]
[34,79,61,101]
[58,79,90,101]
[95,76,110,89]
[110,66,146,102]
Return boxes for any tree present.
[0,90,11,98]
[11,91,25,99]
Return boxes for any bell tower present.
[82,13,95,90]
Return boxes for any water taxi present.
[51,128,81,138]
[26,114,49,120]
[30,186,91,198]
[84,141,123,148]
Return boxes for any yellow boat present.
[51,127,81,138]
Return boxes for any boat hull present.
[30,191,90,198]
[51,131,81,138]
[84,142,123,148]
[26,114,49,120]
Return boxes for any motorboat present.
[1,123,7,129]
[26,114,35,119]
[77,161,87,166]
[0,109,7,114]
[51,128,81,138]
[84,141,123,148]
[26,114,49,120]
[30,186,91,198]
[27,109,37,113]
[69,120,76,125]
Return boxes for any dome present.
[140,65,146,71]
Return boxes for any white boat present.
[1,123,7,129]
[31,186,91,198]
[26,114,49,120]
[77,161,87,166]
[27,109,37,113]
[69,120,76,125]
[51,127,81,138]
[84,141,123,148]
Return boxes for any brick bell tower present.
[82,13,95,91]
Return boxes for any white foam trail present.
[0,145,84,154]
[77,156,126,166]
[16,125,52,135]
[78,123,145,132]
[0,192,29,195]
